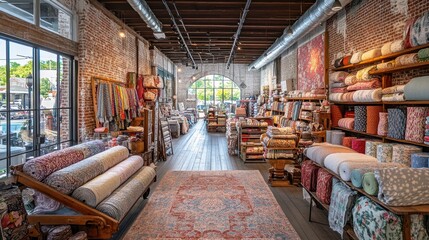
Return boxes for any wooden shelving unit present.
[238,125,267,163]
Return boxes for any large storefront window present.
[0,37,75,178]
[188,75,241,110]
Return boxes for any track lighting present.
[332,0,342,11]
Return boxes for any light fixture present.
[332,0,342,11]
[178,68,182,72]
[178,79,182,83]
[192,76,196,80]
[238,46,242,50]
[153,32,166,39]
[26,73,33,88]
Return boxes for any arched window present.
[188,75,240,110]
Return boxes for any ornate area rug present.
[124,170,300,239]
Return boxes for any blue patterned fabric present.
[411,152,429,168]
[328,178,357,237]
[354,106,367,132]
[387,108,407,139]
[292,101,302,121]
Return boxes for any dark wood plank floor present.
[115,120,341,240]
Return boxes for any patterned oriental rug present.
[124,170,300,239]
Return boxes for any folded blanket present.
[353,88,382,102]
[417,47,429,61]
[381,41,393,55]
[344,75,357,85]
[390,39,405,52]
[404,76,429,101]
[382,85,406,94]
[330,82,347,88]
[338,118,355,129]
[376,60,395,70]
[352,196,402,240]
[347,79,381,91]
[395,53,419,66]
[361,48,381,61]
[330,71,348,82]
[304,143,356,166]
[362,172,378,196]
[330,87,348,93]
[329,179,357,237]
[324,153,377,174]
[375,168,429,206]
[350,52,363,64]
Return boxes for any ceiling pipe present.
[226,0,252,69]
[162,0,196,67]
[248,0,351,70]
[127,0,165,39]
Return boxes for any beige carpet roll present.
[72,155,144,207]
[96,165,156,221]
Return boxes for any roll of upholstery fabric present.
[356,66,377,81]
[390,39,405,52]
[404,76,429,101]
[342,92,356,102]
[361,48,382,61]
[417,47,429,61]
[68,231,87,240]
[326,130,333,143]
[342,55,351,66]
[405,107,429,143]
[354,106,367,132]
[330,82,347,88]
[338,118,355,130]
[285,102,294,118]
[376,60,395,70]
[404,16,418,48]
[331,105,343,127]
[41,225,73,240]
[411,152,429,168]
[352,139,366,153]
[345,75,357,85]
[366,106,383,134]
[387,108,407,139]
[362,172,378,196]
[301,160,320,192]
[345,111,355,118]
[339,161,381,181]
[410,11,429,47]
[44,146,129,195]
[334,58,344,68]
[331,87,348,93]
[324,153,377,174]
[332,131,346,145]
[395,53,419,66]
[349,163,404,188]
[382,85,406,94]
[96,165,156,221]
[382,93,406,102]
[343,137,357,148]
[352,89,382,102]
[377,112,388,136]
[72,140,105,159]
[365,141,382,157]
[72,155,144,207]
[381,42,393,55]
[316,169,333,205]
[350,52,363,64]
[376,144,395,163]
[329,71,348,82]
[329,93,344,102]
[392,144,422,166]
[304,143,356,166]
[347,79,381,91]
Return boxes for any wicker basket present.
[130,141,145,154]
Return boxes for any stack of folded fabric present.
[347,78,381,91]
[366,106,383,134]
[381,85,406,102]
[329,72,348,100]
[262,127,298,148]
[226,118,238,155]
[426,115,429,145]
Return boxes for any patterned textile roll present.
[44,146,129,195]
[352,89,382,102]
[405,107,429,143]
[346,79,381,91]
[72,155,144,207]
[377,112,388,136]
[331,105,343,127]
[390,39,405,52]
[387,108,407,139]
[326,130,333,143]
[328,180,357,237]
[72,140,105,159]
[354,106,367,132]
[381,41,393,55]
[329,71,348,82]
[376,60,395,70]
[350,163,404,188]
[365,141,382,157]
[350,52,363,64]
[392,144,422,166]
[395,53,419,66]
[362,172,378,196]
[284,102,294,119]
[410,11,429,47]
[351,139,366,153]
[361,48,381,61]
[366,106,383,135]
[376,144,395,163]
[404,76,429,101]
[343,137,357,148]
[316,169,333,205]
[41,225,73,240]
[417,47,429,61]
[344,75,357,85]
[96,165,156,221]
[0,187,29,240]
[411,152,429,168]
[332,131,345,145]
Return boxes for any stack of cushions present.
[387,108,407,139]
[405,107,429,143]
[351,138,366,153]
[328,179,357,237]
[426,115,429,145]
[354,106,367,132]
[404,76,429,101]
[338,118,354,129]
[316,169,333,205]
[392,144,422,166]
[366,106,383,134]
[301,161,319,192]
[377,112,389,136]
[381,85,406,102]
[411,152,429,168]
[323,152,377,179]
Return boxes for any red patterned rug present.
[124,170,300,239]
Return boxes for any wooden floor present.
[115,120,341,240]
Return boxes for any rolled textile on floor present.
[352,89,382,102]
[344,75,357,85]
[411,152,429,168]
[316,169,333,205]
[376,60,395,70]
[331,105,343,127]
[387,108,407,139]
[329,72,348,82]
[350,52,362,64]
[354,106,367,132]
[377,144,395,163]
[331,131,345,145]
[361,48,381,61]
[362,172,378,196]
[366,106,383,134]
[301,160,319,192]
[324,153,377,174]
[352,139,366,153]
[72,156,144,207]
[328,179,357,237]
[352,196,402,240]
[96,165,156,221]
[377,112,388,136]
[44,145,129,194]
[339,161,381,181]
[392,144,422,166]
[304,143,356,166]
[404,76,429,101]
[346,79,381,91]
[381,41,393,55]
[375,168,429,206]
[342,137,357,148]
[365,140,382,157]
[395,53,419,66]
[390,39,405,52]
[405,107,429,143]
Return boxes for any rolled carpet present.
[366,106,383,134]
[324,153,377,174]
[72,155,144,207]
[339,161,380,181]
[404,76,429,101]
[362,172,378,196]
[96,164,156,221]
[411,152,429,168]
[351,139,366,154]
[43,146,129,195]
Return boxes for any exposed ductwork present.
[127,0,164,39]
[248,0,351,70]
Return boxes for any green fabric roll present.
[362,172,379,196]
[417,48,429,61]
